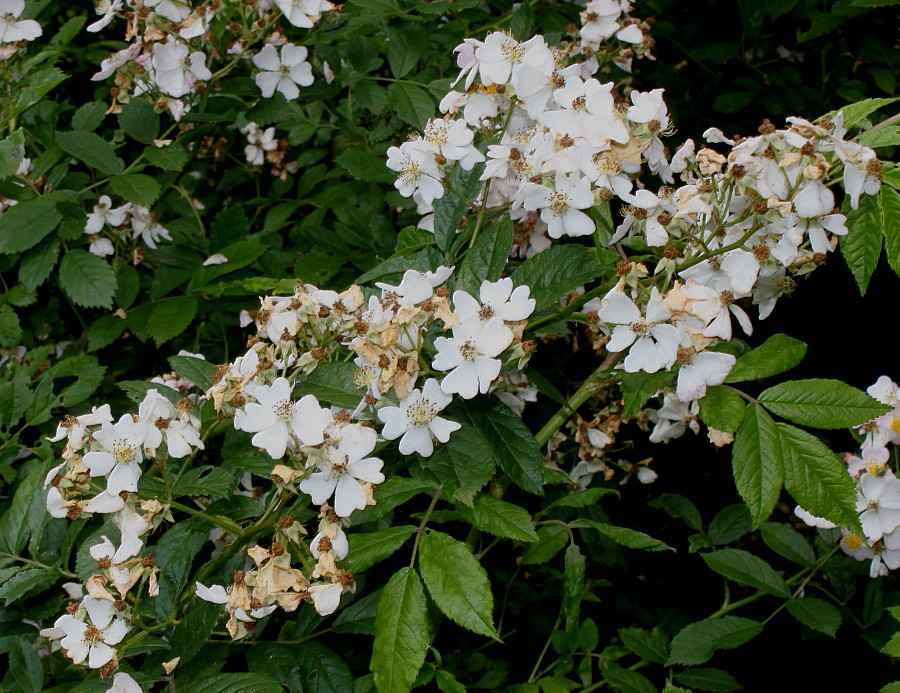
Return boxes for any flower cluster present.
[797,376,900,578]
[84,195,172,258]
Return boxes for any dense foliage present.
[1,1,900,692]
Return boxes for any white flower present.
[422,118,485,170]
[92,43,142,81]
[83,414,148,496]
[675,349,736,402]
[239,377,332,458]
[131,205,172,249]
[152,37,211,98]
[242,122,278,165]
[858,472,900,543]
[432,317,513,399]
[378,378,461,457]
[195,582,230,604]
[299,424,384,517]
[253,43,314,100]
[648,394,700,443]
[57,597,128,669]
[86,0,122,33]
[107,672,142,693]
[0,0,42,43]
[598,286,680,374]
[452,278,535,324]
[386,141,445,204]
[475,32,553,86]
[308,583,343,616]
[522,174,595,238]
[274,0,332,29]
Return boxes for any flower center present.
[3,13,16,25]
[843,533,863,550]
[548,192,569,215]
[631,319,651,337]
[279,64,291,76]
[477,305,494,320]
[424,123,449,145]
[84,625,104,646]
[407,399,437,426]
[500,43,525,62]
[273,399,295,422]
[458,340,477,360]
[867,499,881,512]
[113,440,136,464]
[400,158,421,183]
[353,365,378,388]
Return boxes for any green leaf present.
[702,549,790,597]
[545,487,619,512]
[51,355,106,407]
[456,216,514,294]
[778,422,862,534]
[333,589,380,635]
[432,163,482,251]
[110,173,162,208]
[169,355,217,390]
[456,397,545,496]
[725,334,807,383]
[713,91,755,113]
[296,641,354,693]
[137,296,199,346]
[153,519,209,621]
[0,191,73,254]
[0,129,25,181]
[169,602,221,665]
[19,238,60,289]
[343,525,417,573]
[350,477,436,525]
[372,567,430,693]
[419,529,499,639]
[455,494,539,542]
[388,82,434,128]
[760,522,815,566]
[859,125,900,149]
[0,464,46,554]
[386,24,426,78]
[564,543,585,646]
[71,101,108,132]
[118,99,160,144]
[118,380,182,405]
[648,493,703,531]
[0,304,21,348]
[431,426,497,507]
[511,245,603,311]
[179,673,283,693]
[618,627,670,665]
[188,241,266,289]
[570,519,674,552]
[602,663,657,693]
[56,131,123,175]
[144,142,189,171]
[707,504,751,545]
[786,597,842,637]
[8,637,43,693]
[758,378,890,429]
[841,193,883,294]
[699,386,747,434]
[731,405,783,528]
[883,187,900,278]
[522,524,569,565]
[0,568,59,605]
[336,147,396,184]
[435,670,468,693]
[667,616,762,665]
[830,96,900,128]
[174,466,236,498]
[620,370,676,419]
[674,668,742,692]
[298,361,361,410]
[58,249,117,309]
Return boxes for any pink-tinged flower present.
[239,377,332,459]
[299,424,385,517]
[378,378,461,457]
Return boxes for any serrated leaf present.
[56,131,123,175]
[700,386,747,434]
[522,524,569,565]
[337,147,396,184]
[602,663,657,693]
[778,422,862,534]
[859,124,900,149]
[0,568,59,605]
[455,494,538,542]
[511,245,603,311]
[883,187,900,277]
[110,173,162,207]
[386,24,426,78]
[432,163,482,251]
[59,249,117,309]
[456,216,514,294]
[759,378,890,428]
[19,238,60,289]
[707,504,751,545]
[544,487,620,512]
[8,637,42,693]
[0,304,21,348]
[667,616,762,665]
[620,370,677,419]
[431,429,497,507]
[296,641,354,693]
[350,477,436,525]
[674,668,742,692]
[137,296,199,346]
[388,82,434,128]
[118,380,182,405]
[298,361,361,410]
[760,522,815,566]
[841,193,883,294]
[0,191,73,254]
[168,601,221,664]
[372,567,430,693]
[618,627,670,665]
[564,543,585,647]
[786,597,841,637]
[435,670,467,693]
[0,129,25,181]
[343,525,417,573]
[570,519,674,551]
[830,96,900,128]
[732,404,783,528]
[174,466,236,498]
[333,589,380,635]
[168,355,217,390]
[419,530,499,639]
[152,519,209,621]
[144,142,189,171]
[725,334,807,383]
[179,673,283,693]
[702,549,790,597]
[118,99,160,144]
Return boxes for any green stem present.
[409,484,444,568]
[149,496,243,535]
[0,552,77,579]
[678,221,762,273]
